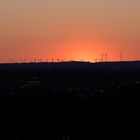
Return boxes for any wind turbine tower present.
[105,54,107,62]
[120,51,123,62]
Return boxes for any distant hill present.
[0,61,140,71]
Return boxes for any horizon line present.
[0,60,140,65]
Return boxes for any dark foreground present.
[0,61,140,139]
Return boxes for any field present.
[0,61,140,139]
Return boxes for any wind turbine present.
[120,50,123,62]
[105,53,108,62]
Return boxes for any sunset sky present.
[0,0,140,63]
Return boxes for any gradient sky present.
[0,0,140,62]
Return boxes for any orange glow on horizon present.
[3,40,124,63]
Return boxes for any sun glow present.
[53,40,97,62]
[71,51,95,62]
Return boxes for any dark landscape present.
[0,61,140,139]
